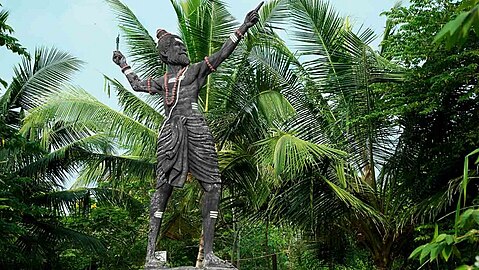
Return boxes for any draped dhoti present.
[156,114,221,188]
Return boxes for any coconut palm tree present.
[248,1,464,269]
[0,47,142,269]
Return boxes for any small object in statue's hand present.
[255,1,264,12]
[116,34,120,51]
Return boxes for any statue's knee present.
[156,180,164,189]
[155,171,167,189]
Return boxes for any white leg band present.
[229,33,238,43]
[210,211,219,219]
[124,68,133,75]
[154,211,163,219]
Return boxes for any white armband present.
[229,33,239,43]
[124,68,133,75]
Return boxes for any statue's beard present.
[168,53,190,66]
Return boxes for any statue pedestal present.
[146,267,238,270]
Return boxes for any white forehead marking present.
[175,38,184,44]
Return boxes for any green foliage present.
[1,47,83,134]
[380,3,479,268]
[169,0,238,112]
[0,132,106,269]
[105,0,165,78]
[409,210,479,267]
[410,148,479,269]
[0,45,150,269]
[434,0,479,48]
[255,128,345,178]
[382,0,479,200]
[63,205,147,270]
[382,0,457,66]
[0,5,29,89]
[0,5,27,88]
[0,8,28,55]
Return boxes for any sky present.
[0,0,401,107]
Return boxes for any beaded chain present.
[164,66,187,106]
[204,56,216,72]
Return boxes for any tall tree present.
[382,0,479,267]
[0,3,28,88]
[0,47,108,269]
[249,0,467,269]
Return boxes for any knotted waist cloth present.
[156,115,221,187]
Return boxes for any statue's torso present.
[155,63,219,187]
[160,63,204,119]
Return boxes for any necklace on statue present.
[164,66,187,106]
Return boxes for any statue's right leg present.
[145,175,173,269]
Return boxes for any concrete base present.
[146,267,237,270]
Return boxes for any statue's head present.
[156,29,190,67]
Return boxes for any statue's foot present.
[144,258,168,269]
[203,252,236,269]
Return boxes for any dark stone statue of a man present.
[112,2,263,269]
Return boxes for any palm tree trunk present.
[372,242,392,270]
[196,232,204,268]
[265,220,270,268]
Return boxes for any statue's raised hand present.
[244,1,263,27]
[112,50,127,67]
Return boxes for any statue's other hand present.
[244,1,263,27]
[112,50,127,67]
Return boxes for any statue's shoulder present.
[189,62,203,73]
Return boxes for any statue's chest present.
[163,75,197,98]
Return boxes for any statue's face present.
[166,37,190,66]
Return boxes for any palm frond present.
[73,152,154,188]
[16,219,105,254]
[265,176,345,230]
[255,128,346,179]
[105,75,164,131]
[257,90,296,126]
[255,0,290,29]
[22,86,157,157]
[20,132,115,187]
[31,188,98,216]
[106,0,165,78]
[171,0,239,112]
[208,65,267,148]
[174,0,238,63]
[0,47,83,126]
[323,178,385,228]
[290,0,346,81]
[220,146,271,214]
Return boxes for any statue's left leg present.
[201,182,221,256]
[201,183,235,268]
[145,180,173,269]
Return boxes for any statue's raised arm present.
[198,1,264,78]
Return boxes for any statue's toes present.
[203,253,236,269]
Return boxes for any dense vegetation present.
[1,0,478,269]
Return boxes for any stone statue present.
[112,2,263,269]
